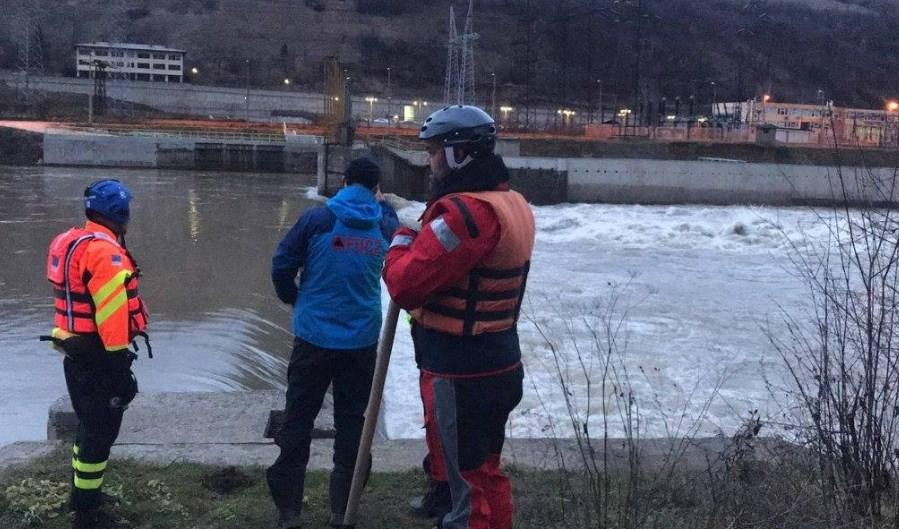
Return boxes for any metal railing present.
[61,124,287,143]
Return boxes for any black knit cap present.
[345,157,381,190]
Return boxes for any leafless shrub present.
[521,278,726,529]
[768,157,899,524]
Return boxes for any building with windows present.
[75,42,186,83]
[721,100,899,147]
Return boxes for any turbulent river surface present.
[0,166,824,446]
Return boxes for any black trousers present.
[63,354,137,512]
[267,337,376,517]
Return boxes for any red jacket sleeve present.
[383,196,501,310]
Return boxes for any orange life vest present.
[47,226,148,348]
[411,190,536,336]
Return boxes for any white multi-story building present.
[75,42,186,83]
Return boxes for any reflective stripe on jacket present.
[47,221,148,351]
[411,190,535,336]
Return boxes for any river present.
[1,165,822,446]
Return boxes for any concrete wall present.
[3,72,441,123]
[519,137,899,168]
[507,157,894,205]
[44,133,164,167]
[374,147,899,206]
[2,72,324,121]
[370,144,430,200]
[43,131,322,173]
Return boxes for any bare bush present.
[769,160,899,523]
[522,279,726,529]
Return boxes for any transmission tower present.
[459,0,478,105]
[443,0,479,106]
[443,5,459,105]
[93,60,108,117]
[107,1,134,117]
[15,2,46,105]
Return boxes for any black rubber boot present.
[277,508,302,529]
[408,479,451,520]
[328,456,370,529]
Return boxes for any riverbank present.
[0,430,862,529]
[0,389,811,529]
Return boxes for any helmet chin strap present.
[444,145,474,170]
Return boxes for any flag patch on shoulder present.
[111,255,122,266]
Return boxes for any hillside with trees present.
[2,0,899,113]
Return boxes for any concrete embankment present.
[0,390,785,475]
[40,131,321,173]
[373,143,899,206]
[521,137,899,168]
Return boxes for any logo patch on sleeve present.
[111,255,122,266]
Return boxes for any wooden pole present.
[342,300,401,527]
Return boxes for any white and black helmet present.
[419,105,497,169]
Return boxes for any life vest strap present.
[422,303,516,322]
[131,331,153,359]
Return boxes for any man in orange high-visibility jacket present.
[45,179,149,527]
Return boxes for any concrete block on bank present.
[43,133,160,167]
[48,390,335,444]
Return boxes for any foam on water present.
[380,199,825,439]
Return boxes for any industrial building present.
[75,42,186,83]
[721,100,899,147]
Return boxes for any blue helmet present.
[84,179,133,225]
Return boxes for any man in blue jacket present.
[268,157,399,529]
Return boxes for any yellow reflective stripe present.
[52,328,75,340]
[95,290,127,326]
[73,475,103,490]
[74,460,107,473]
[71,457,78,470]
[105,344,130,352]
[92,270,130,306]
[73,444,80,455]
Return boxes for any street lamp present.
[595,79,603,124]
[386,67,392,118]
[190,67,199,75]
[414,100,428,120]
[887,101,898,112]
[490,72,497,117]
[365,96,378,126]
[500,105,514,124]
[283,78,291,86]
[710,81,718,118]
[244,59,251,122]
[558,108,575,128]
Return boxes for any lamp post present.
[500,106,513,126]
[596,79,603,124]
[558,108,575,129]
[490,72,497,117]
[710,81,717,120]
[365,96,378,126]
[244,59,251,122]
[413,100,428,121]
[386,67,392,119]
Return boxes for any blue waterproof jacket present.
[272,185,399,349]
